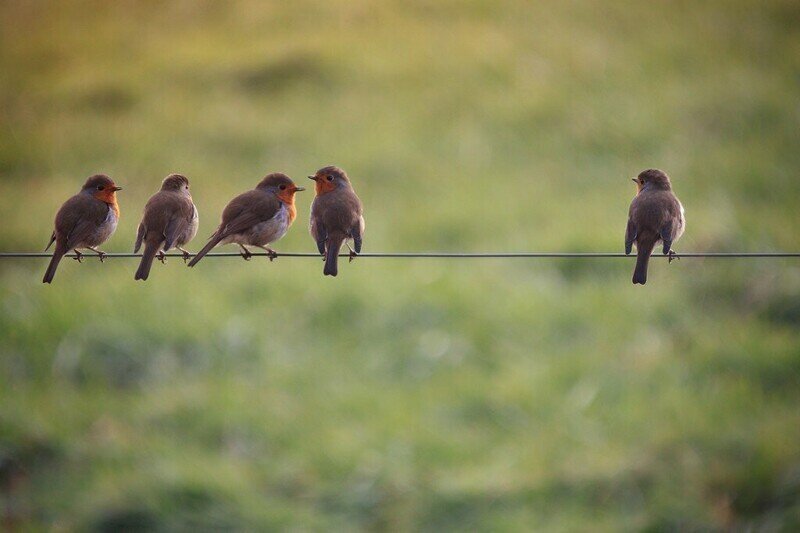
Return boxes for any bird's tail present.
[43,245,66,284]
[134,240,161,281]
[632,240,656,285]
[187,232,222,267]
[324,234,345,277]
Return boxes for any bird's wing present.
[161,196,196,250]
[163,213,190,250]
[309,197,326,254]
[352,216,365,253]
[659,219,674,255]
[45,231,56,252]
[625,218,636,255]
[134,222,146,253]
[218,191,280,238]
[57,195,110,250]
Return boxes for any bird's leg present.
[238,244,252,261]
[156,250,167,264]
[345,242,358,263]
[87,246,107,262]
[72,249,84,263]
[668,249,680,263]
[256,246,278,262]
[176,246,191,263]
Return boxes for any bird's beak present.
[308,175,318,181]
[631,178,637,183]
[294,186,305,192]
[113,186,123,191]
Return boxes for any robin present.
[187,173,304,267]
[133,174,199,280]
[625,168,685,285]
[308,166,364,277]
[43,174,122,284]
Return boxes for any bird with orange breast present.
[187,173,304,267]
[133,173,199,281]
[625,168,685,285]
[43,174,122,284]
[308,166,365,277]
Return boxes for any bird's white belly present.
[675,202,686,242]
[229,204,290,246]
[84,207,118,247]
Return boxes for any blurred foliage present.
[1,0,800,530]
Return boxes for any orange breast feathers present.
[276,191,297,223]
[315,179,336,195]
[94,190,121,218]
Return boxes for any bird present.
[133,173,199,281]
[187,173,304,267]
[308,166,365,277]
[625,168,685,285]
[43,174,122,284]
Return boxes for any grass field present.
[1,1,800,530]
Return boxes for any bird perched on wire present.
[625,168,685,285]
[43,174,122,284]
[308,166,365,277]
[133,174,199,280]
[187,173,304,267]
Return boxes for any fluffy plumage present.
[308,166,365,277]
[43,174,121,284]
[625,169,685,285]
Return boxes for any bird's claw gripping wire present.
[346,243,358,263]
[72,250,83,263]
[668,250,680,263]
[156,251,167,264]
[238,245,252,261]
[177,247,191,263]
[87,247,107,262]
[265,248,278,262]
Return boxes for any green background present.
[1,1,799,530]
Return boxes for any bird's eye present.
[97,185,104,190]
[279,185,287,190]
[326,176,334,182]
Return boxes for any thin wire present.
[0,252,798,259]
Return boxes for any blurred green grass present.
[1,0,800,530]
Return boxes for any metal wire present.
[0,252,798,259]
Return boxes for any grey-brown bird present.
[43,174,122,284]
[625,169,685,285]
[187,173,304,267]
[133,174,199,280]
[308,166,365,277]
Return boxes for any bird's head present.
[308,166,350,195]
[160,173,191,196]
[633,168,672,193]
[82,174,122,203]
[256,173,305,203]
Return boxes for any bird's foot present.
[156,251,167,264]
[88,247,106,262]
[345,243,358,263]
[265,248,278,262]
[668,250,680,263]
[239,247,252,261]
[177,247,191,263]
[72,250,84,263]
